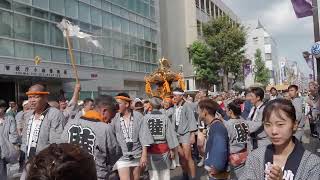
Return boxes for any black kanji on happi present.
[68,125,96,156]
[148,118,165,137]
[234,123,249,143]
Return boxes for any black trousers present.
[310,121,318,135]
[0,159,7,180]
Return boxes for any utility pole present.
[312,0,320,83]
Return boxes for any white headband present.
[173,91,185,95]
[22,100,28,106]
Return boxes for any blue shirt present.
[205,120,229,179]
[241,100,252,119]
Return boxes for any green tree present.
[189,41,219,89]
[189,16,246,91]
[254,49,270,86]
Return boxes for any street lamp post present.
[303,51,316,81]
[312,0,320,83]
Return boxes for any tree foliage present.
[254,49,270,86]
[189,16,246,90]
[189,41,219,89]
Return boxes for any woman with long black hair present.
[240,99,320,180]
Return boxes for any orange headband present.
[26,91,50,96]
[115,96,132,102]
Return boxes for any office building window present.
[92,25,102,36]
[145,47,150,62]
[0,0,12,9]
[102,37,112,56]
[102,12,112,29]
[129,13,136,23]
[138,46,144,61]
[130,43,138,60]
[265,53,272,60]
[121,8,129,19]
[215,5,219,17]
[91,7,102,26]
[112,15,121,32]
[92,54,103,67]
[103,56,113,68]
[144,27,150,41]
[143,2,149,17]
[111,4,121,16]
[13,2,31,15]
[52,48,66,63]
[0,11,12,37]
[137,25,144,39]
[113,39,122,58]
[34,45,51,61]
[102,1,111,11]
[32,19,49,44]
[129,22,137,37]
[50,13,63,23]
[65,0,78,19]
[136,0,143,15]
[91,0,101,8]
[79,0,90,3]
[79,2,90,23]
[33,0,48,9]
[119,0,128,9]
[146,63,151,72]
[151,29,157,43]
[121,19,129,34]
[122,43,130,59]
[50,0,65,15]
[80,52,92,66]
[0,39,14,56]
[151,49,157,63]
[264,37,271,44]
[14,14,31,41]
[123,60,129,71]
[127,60,132,71]
[206,0,210,14]
[115,58,123,70]
[50,24,64,47]
[150,6,155,19]
[253,37,258,45]
[211,2,214,17]
[130,61,135,71]
[14,0,31,4]
[139,63,145,72]
[79,21,90,32]
[32,8,49,19]
[200,0,205,11]
[128,0,135,11]
[15,41,33,59]
[79,38,90,52]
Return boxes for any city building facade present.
[160,0,240,91]
[0,0,161,102]
[244,20,280,88]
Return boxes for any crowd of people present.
[0,81,320,180]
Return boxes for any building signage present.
[0,64,72,79]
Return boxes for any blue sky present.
[224,0,315,73]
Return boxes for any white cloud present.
[261,0,310,34]
[224,0,315,73]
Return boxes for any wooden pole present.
[65,28,80,84]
